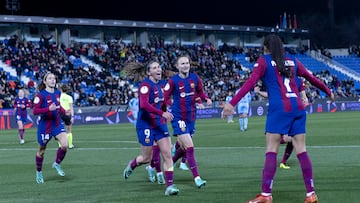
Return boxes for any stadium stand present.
[0,16,359,109]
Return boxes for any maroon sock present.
[262,152,277,193]
[281,142,294,163]
[175,141,180,149]
[186,147,199,178]
[130,158,138,169]
[164,170,174,187]
[297,152,315,193]
[173,147,185,163]
[19,129,24,139]
[36,155,44,171]
[181,155,187,163]
[150,145,162,172]
[55,147,67,164]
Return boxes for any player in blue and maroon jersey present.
[122,60,179,196]
[33,72,70,184]
[163,54,212,189]
[255,78,309,170]
[145,78,172,185]
[14,88,32,144]
[223,34,334,203]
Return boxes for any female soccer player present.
[122,60,179,196]
[128,91,139,126]
[14,88,32,144]
[222,34,334,203]
[236,87,252,131]
[33,72,70,184]
[164,54,212,188]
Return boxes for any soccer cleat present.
[145,166,156,183]
[246,194,273,203]
[123,162,133,179]
[156,172,165,185]
[279,163,290,169]
[164,184,179,196]
[69,144,75,149]
[36,171,44,184]
[179,162,189,170]
[52,162,65,177]
[304,193,318,203]
[194,177,206,188]
[20,139,25,144]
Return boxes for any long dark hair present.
[263,34,292,78]
[123,60,159,82]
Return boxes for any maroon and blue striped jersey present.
[14,96,32,121]
[33,89,66,134]
[230,54,331,113]
[164,73,208,122]
[136,77,166,129]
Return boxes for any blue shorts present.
[171,118,195,136]
[265,110,306,136]
[16,115,27,123]
[136,124,170,146]
[37,122,66,146]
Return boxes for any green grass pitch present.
[0,111,359,203]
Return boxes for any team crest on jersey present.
[33,96,40,104]
[164,83,170,91]
[190,82,195,88]
[140,86,149,94]
[181,127,186,132]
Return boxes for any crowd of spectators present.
[0,35,358,109]
[349,44,360,57]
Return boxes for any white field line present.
[0,145,360,151]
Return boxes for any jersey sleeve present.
[33,93,49,115]
[230,57,266,106]
[139,83,164,116]
[295,59,331,96]
[195,73,209,101]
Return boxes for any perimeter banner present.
[0,100,358,130]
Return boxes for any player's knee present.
[37,150,45,157]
